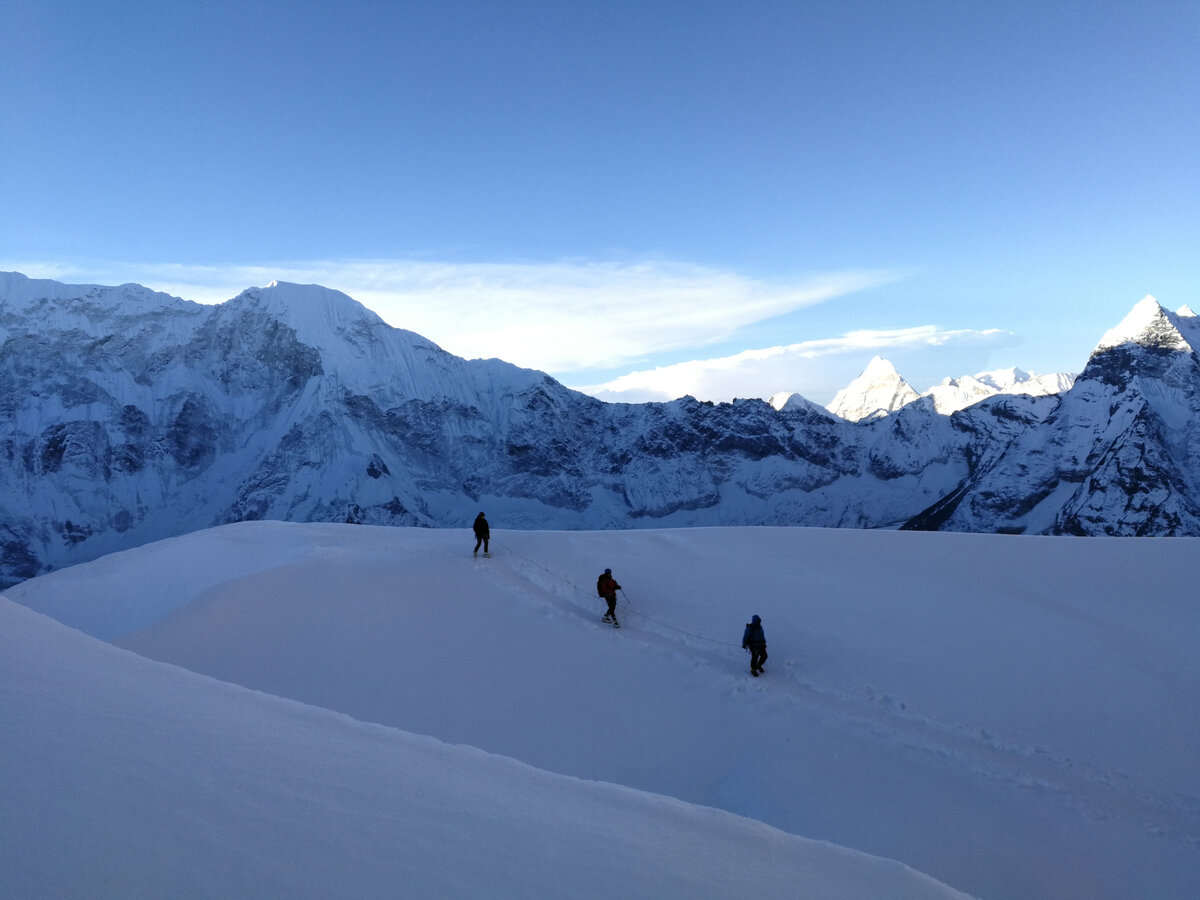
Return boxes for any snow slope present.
[0,600,968,900]
[8,523,1199,899]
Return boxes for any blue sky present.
[3,1,1196,404]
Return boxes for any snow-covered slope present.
[7,522,1199,899]
[0,600,970,900]
[0,273,967,584]
[914,297,1200,535]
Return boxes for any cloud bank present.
[5,258,903,375]
[574,326,1015,404]
[8,257,1021,403]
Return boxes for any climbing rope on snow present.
[496,542,744,651]
[616,588,742,649]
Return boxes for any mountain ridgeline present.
[2,272,1198,586]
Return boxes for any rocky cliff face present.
[905,299,1200,536]
[1,273,1194,586]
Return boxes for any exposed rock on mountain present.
[905,297,1200,535]
[0,272,1193,586]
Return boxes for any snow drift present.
[7,522,1199,899]
[1,597,971,900]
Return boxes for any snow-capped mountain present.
[1,272,1195,586]
[923,367,1076,415]
[813,357,1075,421]
[906,297,1200,535]
[826,355,922,421]
[0,272,959,584]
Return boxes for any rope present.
[497,540,744,651]
[617,589,743,649]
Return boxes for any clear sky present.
[3,0,1197,404]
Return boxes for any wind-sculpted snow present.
[7,522,1199,898]
[0,595,976,900]
[1,272,1197,586]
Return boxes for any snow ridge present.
[7,521,1199,899]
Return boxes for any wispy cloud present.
[3,258,905,374]
[574,326,1015,404]
[5,257,1028,405]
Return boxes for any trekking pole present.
[613,588,629,625]
[619,588,633,615]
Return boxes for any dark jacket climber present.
[742,614,767,676]
[597,568,621,625]
[473,512,490,557]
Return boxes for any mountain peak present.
[861,354,900,379]
[922,366,1074,414]
[1093,295,1189,355]
[229,281,396,352]
[0,270,190,315]
[827,356,920,421]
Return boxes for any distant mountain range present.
[3,271,1198,586]
[812,356,1075,422]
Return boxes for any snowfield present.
[5,522,1199,899]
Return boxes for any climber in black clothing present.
[742,614,767,676]
[473,512,490,558]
